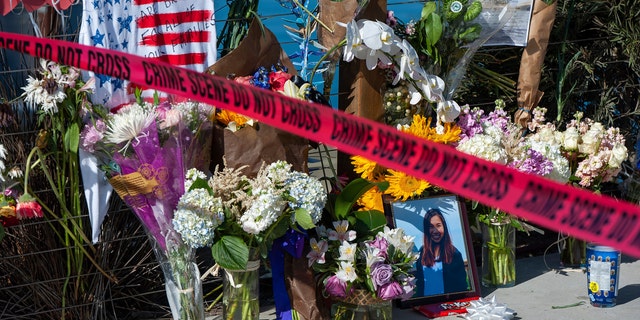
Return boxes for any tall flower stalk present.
[20,59,112,317]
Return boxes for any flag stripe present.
[140,31,209,46]
[136,10,212,28]
[149,53,207,65]
[133,0,163,5]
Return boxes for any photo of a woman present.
[415,208,469,295]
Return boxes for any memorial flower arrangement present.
[308,223,418,301]
[79,96,215,320]
[173,160,327,269]
[524,108,628,266]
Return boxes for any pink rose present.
[269,71,291,92]
[324,275,347,298]
[369,236,389,258]
[377,281,403,300]
[234,75,253,86]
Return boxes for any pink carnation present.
[16,201,43,219]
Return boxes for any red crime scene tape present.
[1,32,639,257]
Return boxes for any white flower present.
[579,129,602,155]
[457,133,508,165]
[364,246,384,267]
[340,19,367,63]
[328,220,357,242]
[104,103,156,146]
[240,189,286,234]
[562,126,580,151]
[360,20,402,54]
[336,261,358,282]
[286,172,327,224]
[393,39,423,85]
[436,100,461,129]
[338,241,357,262]
[608,143,627,168]
[159,109,182,130]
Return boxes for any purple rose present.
[369,236,389,259]
[324,275,347,298]
[377,281,403,300]
[370,263,393,289]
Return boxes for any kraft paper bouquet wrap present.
[80,97,215,320]
[207,18,331,320]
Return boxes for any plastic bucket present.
[586,243,621,307]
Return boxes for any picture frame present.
[384,194,481,312]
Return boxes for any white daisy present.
[105,103,156,146]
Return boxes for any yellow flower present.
[401,114,461,145]
[384,169,430,201]
[357,187,385,212]
[216,109,252,128]
[0,205,16,218]
[351,155,385,181]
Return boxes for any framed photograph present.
[384,194,481,311]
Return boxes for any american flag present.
[78,0,217,107]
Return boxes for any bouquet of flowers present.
[80,96,215,320]
[308,223,418,301]
[174,160,326,319]
[524,108,628,266]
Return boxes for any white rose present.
[562,126,580,151]
[608,143,628,168]
[537,127,556,144]
[579,130,601,155]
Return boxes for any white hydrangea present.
[286,172,327,224]
[240,189,286,234]
[265,160,293,186]
[172,207,223,248]
[184,168,208,191]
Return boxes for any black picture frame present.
[384,194,480,309]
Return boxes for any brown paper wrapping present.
[207,18,310,178]
[515,0,557,128]
[317,0,360,61]
[207,17,321,319]
[336,0,387,180]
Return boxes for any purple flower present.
[325,275,348,298]
[377,281,403,300]
[370,263,393,289]
[397,274,416,300]
[80,119,106,153]
[509,149,553,176]
[369,236,389,259]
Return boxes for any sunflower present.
[351,155,385,181]
[356,187,385,212]
[401,114,461,145]
[216,109,253,128]
[384,169,430,201]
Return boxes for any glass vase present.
[559,234,586,268]
[481,222,516,287]
[154,238,205,320]
[222,259,260,320]
[331,290,393,320]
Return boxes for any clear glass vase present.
[154,237,205,320]
[222,259,260,320]
[331,290,393,320]
[481,222,516,287]
[559,234,586,268]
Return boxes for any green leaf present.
[189,177,211,193]
[211,236,249,270]
[64,123,80,154]
[334,178,377,220]
[353,210,388,236]
[294,208,316,230]
[423,13,443,49]
[421,1,437,19]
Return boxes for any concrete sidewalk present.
[250,252,640,320]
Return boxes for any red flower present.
[1,215,19,227]
[269,71,291,92]
[16,201,43,219]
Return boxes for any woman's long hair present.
[421,208,457,267]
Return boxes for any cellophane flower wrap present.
[309,222,418,301]
[80,98,215,320]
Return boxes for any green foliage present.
[211,235,249,270]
